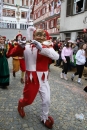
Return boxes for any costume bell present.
[7,27,59,129]
[0,36,9,89]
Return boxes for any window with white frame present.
[73,0,85,14]
[34,14,36,19]
[42,8,45,14]
[50,20,54,28]
[38,11,40,17]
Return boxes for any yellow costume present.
[12,42,20,77]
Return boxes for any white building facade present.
[60,0,87,41]
[0,0,34,30]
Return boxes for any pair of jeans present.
[62,56,70,74]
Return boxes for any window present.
[21,12,27,18]
[38,11,40,17]
[30,0,32,5]
[34,14,36,19]
[42,23,45,29]
[7,0,9,3]
[42,8,45,14]
[0,22,17,29]
[22,0,24,6]
[3,9,6,16]
[3,9,15,17]
[85,0,87,10]
[10,10,15,17]
[12,0,14,4]
[50,20,54,28]
[30,14,33,19]
[73,0,85,14]
[54,0,61,14]
[20,24,28,30]
[65,33,71,41]
[66,0,73,16]
[50,1,54,15]
[7,10,11,16]
[26,0,28,6]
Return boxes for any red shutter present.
[36,0,38,4]
[49,21,51,29]
[40,9,42,15]
[54,18,57,28]
[49,4,51,12]
[36,13,38,18]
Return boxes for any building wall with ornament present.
[0,0,33,30]
[60,0,87,41]
[33,0,61,40]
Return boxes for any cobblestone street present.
[0,58,87,130]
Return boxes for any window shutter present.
[49,21,51,29]
[40,9,42,15]
[66,0,74,16]
[54,19,57,28]
[49,4,51,12]
[85,0,87,10]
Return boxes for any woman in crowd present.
[0,36,10,89]
[12,34,22,77]
[71,43,87,84]
[60,41,73,80]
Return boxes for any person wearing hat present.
[7,27,59,129]
[0,35,10,89]
[3,36,6,41]
[12,33,22,77]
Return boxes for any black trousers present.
[62,56,70,74]
[74,64,84,78]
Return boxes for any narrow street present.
[0,58,87,130]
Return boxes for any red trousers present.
[20,71,39,106]
[19,59,26,72]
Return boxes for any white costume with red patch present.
[24,44,59,122]
[7,30,59,128]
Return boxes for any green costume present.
[0,48,9,88]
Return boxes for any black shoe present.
[54,64,58,66]
[84,86,87,92]
[13,71,16,77]
[1,86,8,89]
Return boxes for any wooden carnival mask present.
[33,29,46,43]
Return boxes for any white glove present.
[31,40,42,51]
[18,41,26,48]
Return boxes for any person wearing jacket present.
[7,28,59,129]
[0,36,10,89]
[60,41,74,80]
[71,43,87,84]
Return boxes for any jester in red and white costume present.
[7,27,59,129]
